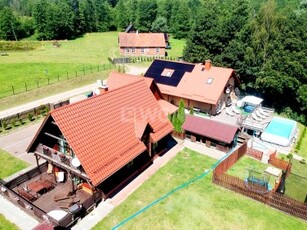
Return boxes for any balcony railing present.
[36,144,86,174]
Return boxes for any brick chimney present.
[99,84,108,94]
[204,60,212,70]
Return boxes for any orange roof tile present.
[107,72,174,114]
[145,60,237,105]
[50,78,172,186]
[158,99,178,115]
[119,32,166,48]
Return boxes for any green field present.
[0,32,119,96]
[0,32,185,103]
[94,148,307,229]
[0,214,18,230]
[0,149,29,179]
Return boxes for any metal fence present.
[0,63,115,99]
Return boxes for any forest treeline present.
[0,0,306,123]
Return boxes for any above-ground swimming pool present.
[261,117,297,146]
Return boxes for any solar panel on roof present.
[144,60,195,87]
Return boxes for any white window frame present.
[156,47,160,53]
[141,48,145,53]
[125,48,130,53]
[132,48,136,53]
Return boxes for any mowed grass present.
[94,148,307,229]
[167,36,186,58]
[226,155,276,189]
[296,123,307,159]
[0,214,18,230]
[0,149,29,179]
[0,70,111,111]
[0,32,119,94]
[285,158,307,202]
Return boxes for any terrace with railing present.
[35,144,87,178]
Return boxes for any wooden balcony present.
[35,144,88,180]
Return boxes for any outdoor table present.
[28,181,46,195]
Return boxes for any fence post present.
[57,74,59,82]
[11,85,15,95]
[25,82,27,91]
[37,80,39,88]
[47,76,50,85]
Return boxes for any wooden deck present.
[13,171,93,213]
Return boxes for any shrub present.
[27,113,34,121]
[189,106,194,115]
[300,159,306,164]
[287,153,294,161]
[10,118,17,127]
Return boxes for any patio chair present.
[17,188,36,202]
[259,108,269,117]
[252,112,262,122]
[226,107,235,116]
[255,110,265,119]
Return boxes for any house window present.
[125,48,130,53]
[161,68,174,77]
[156,48,160,53]
[132,48,136,53]
[207,77,214,84]
[141,48,145,53]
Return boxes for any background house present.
[118,32,167,57]
[144,59,240,115]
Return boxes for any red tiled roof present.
[107,72,143,90]
[182,115,239,144]
[119,32,166,48]
[50,78,172,186]
[107,72,176,115]
[146,60,237,105]
[158,99,178,115]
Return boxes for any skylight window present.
[161,68,174,77]
[207,77,214,84]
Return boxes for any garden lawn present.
[167,37,186,58]
[0,214,18,230]
[94,148,307,230]
[226,155,276,189]
[296,123,307,159]
[285,158,307,202]
[0,149,29,179]
[0,32,119,95]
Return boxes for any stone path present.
[0,195,39,230]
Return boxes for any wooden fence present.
[213,173,307,221]
[214,142,247,176]
[246,148,263,161]
[269,152,292,176]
